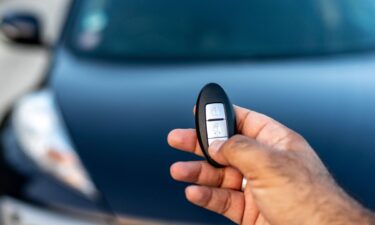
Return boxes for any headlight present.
[12,90,98,199]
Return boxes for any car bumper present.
[0,197,200,225]
[0,197,110,225]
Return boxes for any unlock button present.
[205,103,225,120]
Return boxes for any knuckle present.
[193,162,204,183]
[216,169,226,187]
[218,190,232,215]
[201,188,213,208]
[282,131,308,151]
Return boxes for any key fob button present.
[206,120,228,138]
[205,103,226,120]
[208,137,228,146]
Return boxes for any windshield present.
[67,0,375,59]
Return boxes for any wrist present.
[308,183,374,225]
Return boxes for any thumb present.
[209,135,274,180]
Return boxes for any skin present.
[167,106,375,225]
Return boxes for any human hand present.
[168,106,374,225]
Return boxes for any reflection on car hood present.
[51,50,375,223]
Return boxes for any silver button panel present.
[205,103,228,145]
[205,103,226,120]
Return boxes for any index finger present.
[234,105,298,146]
[234,105,274,138]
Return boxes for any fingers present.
[198,104,299,147]
[168,105,303,161]
[208,135,273,179]
[194,104,284,141]
[170,161,243,190]
[185,185,246,224]
[234,105,272,136]
[168,129,204,157]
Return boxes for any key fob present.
[195,83,237,168]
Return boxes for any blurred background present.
[0,0,375,225]
[0,0,69,122]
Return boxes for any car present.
[1,0,375,224]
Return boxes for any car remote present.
[195,83,237,167]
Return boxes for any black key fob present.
[195,83,237,168]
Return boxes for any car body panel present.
[50,48,375,223]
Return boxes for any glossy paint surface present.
[51,48,375,223]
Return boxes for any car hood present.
[51,50,375,223]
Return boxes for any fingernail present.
[209,140,225,154]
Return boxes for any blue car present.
[1,0,375,224]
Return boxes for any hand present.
[168,106,374,225]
